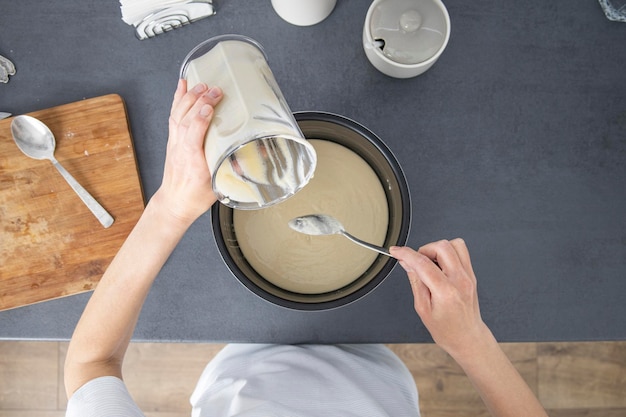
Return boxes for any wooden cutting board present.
[0,94,145,311]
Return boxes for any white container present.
[180,35,317,210]
[363,0,451,78]
[271,0,337,26]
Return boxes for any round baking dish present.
[212,112,411,310]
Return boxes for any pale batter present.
[233,139,389,294]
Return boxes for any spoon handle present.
[52,160,115,228]
[340,231,391,257]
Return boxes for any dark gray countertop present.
[1,0,625,343]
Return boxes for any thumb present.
[398,259,432,319]
[407,270,432,319]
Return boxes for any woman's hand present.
[390,239,488,360]
[392,241,549,417]
[153,79,223,228]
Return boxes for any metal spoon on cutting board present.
[288,214,391,256]
[11,115,114,228]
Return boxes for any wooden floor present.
[0,340,625,416]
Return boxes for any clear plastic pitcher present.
[180,34,317,209]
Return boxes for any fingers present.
[183,104,214,151]
[170,82,208,122]
[391,246,437,320]
[391,246,444,293]
[170,81,223,124]
[418,239,465,275]
[168,82,223,152]
[391,238,474,287]
[179,87,222,129]
[449,238,474,278]
[171,79,187,112]
[408,270,432,318]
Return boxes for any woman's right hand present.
[154,79,223,229]
[392,240,550,417]
[390,239,490,361]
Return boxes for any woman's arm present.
[391,241,548,417]
[64,80,223,398]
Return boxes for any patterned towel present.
[119,0,215,40]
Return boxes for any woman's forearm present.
[64,194,192,397]
[451,326,549,417]
[64,80,223,399]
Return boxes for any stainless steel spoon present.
[11,115,114,228]
[288,214,390,256]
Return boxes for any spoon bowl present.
[289,214,391,256]
[11,115,114,228]
[11,115,57,160]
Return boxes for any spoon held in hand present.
[288,214,390,257]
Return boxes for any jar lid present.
[369,0,449,65]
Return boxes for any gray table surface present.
[1,0,625,343]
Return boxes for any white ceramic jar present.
[271,0,337,26]
[363,0,451,78]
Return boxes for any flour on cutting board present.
[106,140,132,161]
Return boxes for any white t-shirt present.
[66,344,420,417]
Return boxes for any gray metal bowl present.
[211,112,411,310]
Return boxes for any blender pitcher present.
[180,34,317,209]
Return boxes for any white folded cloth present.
[0,54,16,83]
[598,0,626,22]
[119,0,215,39]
